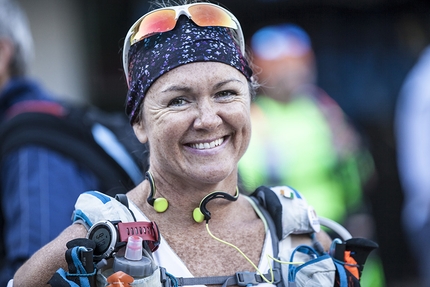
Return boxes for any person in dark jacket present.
[0,1,144,284]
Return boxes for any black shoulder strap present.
[115,193,137,222]
[0,108,142,195]
[250,186,284,239]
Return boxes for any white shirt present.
[129,200,276,287]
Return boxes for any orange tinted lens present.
[132,9,177,43]
[188,4,237,29]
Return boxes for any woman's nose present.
[193,99,222,130]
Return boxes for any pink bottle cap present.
[124,235,143,261]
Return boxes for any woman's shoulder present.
[73,191,137,228]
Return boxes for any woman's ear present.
[133,121,148,144]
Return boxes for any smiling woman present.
[12,1,376,287]
[134,62,252,185]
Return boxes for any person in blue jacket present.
[0,1,144,284]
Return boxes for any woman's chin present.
[186,166,236,185]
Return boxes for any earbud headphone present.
[192,188,239,223]
[145,171,169,213]
[146,173,297,283]
[145,171,239,223]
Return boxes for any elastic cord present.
[205,223,274,284]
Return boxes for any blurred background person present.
[238,23,384,286]
[0,0,145,284]
[395,45,430,287]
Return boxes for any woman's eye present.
[168,98,188,107]
[215,90,236,100]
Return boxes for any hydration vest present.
[49,186,378,287]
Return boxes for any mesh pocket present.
[284,245,336,287]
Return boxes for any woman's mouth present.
[189,137,225,150]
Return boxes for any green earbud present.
[193,207,205,223]
[153,197,169,213]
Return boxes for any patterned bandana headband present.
[125,15,253,124]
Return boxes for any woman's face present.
[133,62,252,185]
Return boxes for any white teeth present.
[191,138,224,150]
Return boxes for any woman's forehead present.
[149,62,247,90]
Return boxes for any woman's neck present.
[127,176,241,227]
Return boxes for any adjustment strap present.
[117,221,160,252]
[334,261,348,287]
[49,244,96,287]
[176,269,281,286]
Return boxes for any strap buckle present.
[236,268,282,286]
[268,268,282,284]
[236,271,258,286]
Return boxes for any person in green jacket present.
[238,23,384,286]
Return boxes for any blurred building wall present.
[17,0,89,104]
